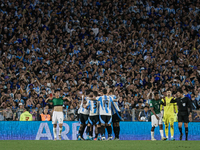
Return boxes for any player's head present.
[144,106,149,112]
[93,91,98,97]
[154,92,159,100]
[24,107,29,112]
[55,89,60,97]
[166,89,172,97]
[102,89,107,94]
[85,90,90,96]
[109,89,114,95]
[177,89,183,98]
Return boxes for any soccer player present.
[77,90,90,140]
[97,89,113,140]
[109,90,122,140]
[150,92,167,141]
[162,89,178,140]
[85,91,101,140]
[45,90,71,140]
[170,89,192,140]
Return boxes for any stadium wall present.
[0,121,199,140]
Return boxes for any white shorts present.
[151,113,162,127]
[52,111,64,124]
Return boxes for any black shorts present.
[112,112,122,123]
[88,115,100,125]
[99,115,112,125]
[79,114,89,125]
[178,113,189,123]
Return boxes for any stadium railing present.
[0,108,199,122]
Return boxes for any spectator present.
[138,106,151,122]
[0,109,4,121]
[136,99,145,109]
[15,103,24,121]
[193,111,200,122]
[191,95,199,110]
[67,113,76,121]
[0,0,200,122]
[4,106,13,121]
[121,104,132,121]
[39,108,51,121]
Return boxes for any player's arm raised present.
[162,97,166,106]
[45,97,52,103]
[170,97,177,103]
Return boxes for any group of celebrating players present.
[46,87,192,141]
[46,88,121,141]
[77,89,121,141]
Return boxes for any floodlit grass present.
[0,140,199,150]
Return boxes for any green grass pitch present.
[0,140,199,150]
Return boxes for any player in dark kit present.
[170,89,192,141]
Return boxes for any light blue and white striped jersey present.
[79,96,90,115]
[110,95,121,115]
[98,95,113,116]
[88,99,99,116]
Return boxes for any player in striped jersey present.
[109,90,122,140]
[97,89,113,140]
[85,91,101,140]
[77,90,90,140]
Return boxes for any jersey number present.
[93,101,97,110]
[93,101,97,113]
[25,117,29,121]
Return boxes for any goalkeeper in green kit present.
[150,92,167,141]
[45,89,71,140]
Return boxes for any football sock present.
[101,126,105,136]
[171,126,174,138]
[89,126,93,137]
[106,126,112,135]
[59,127,62,136]
[151,131,154,139]
[97,127,101,136]
[79,125,85,137]
[53,127,57,138]
[89,130,92,136]
[179,127,182,135]
[118,126,120,138]
[115,127,119,138]
[165,126,168,138]
[159,129,164,138]
[185,127,188,139]
[113,127,117,137]
[86,126,90,135]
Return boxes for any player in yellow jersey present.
[161,89,178,141]
[20,107,32,121]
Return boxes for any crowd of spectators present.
[0,0,200,121]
